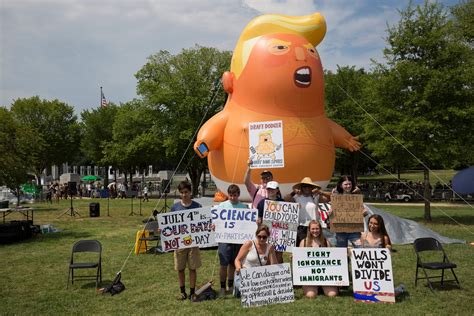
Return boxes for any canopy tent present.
[452,166,474,195]
[81,175,102,182]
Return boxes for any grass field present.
[1,198,473,315]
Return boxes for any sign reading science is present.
[292,247,349,286]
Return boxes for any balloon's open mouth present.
[294,67,311,88]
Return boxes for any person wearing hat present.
[256,180,285,263]
[285,177,331,246]
[244,159,274,208]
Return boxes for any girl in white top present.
[299,220,338,298]
[235,225,277,272]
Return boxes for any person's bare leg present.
[178,270,185,287]
[189,269,197,289]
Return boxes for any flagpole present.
[100,86,103,108]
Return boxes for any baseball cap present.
[266,181,279,190]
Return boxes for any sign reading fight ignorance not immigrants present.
[239,263,294,308]
[329,194,365,233]
[157,207,216,251]
[211,207,257,244]
[262,200,299,252]
[292,247,349,286]
[248,120,284,169]
[351,248,395,303]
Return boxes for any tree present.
[135,45,232,195]
[80,104,119,183]
[0,107,36,205]
[324,66,376,179]
[363,1,474,220]
[10,96,81,182]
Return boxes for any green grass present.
[356,169,456,183]
[1,198,473,315]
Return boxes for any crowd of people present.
[167,159,392,301]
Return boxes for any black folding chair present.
[138,220,160,254]
[414,237,460,291]
[67,240,102,288]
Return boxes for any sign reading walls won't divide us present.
[157,207,216,251]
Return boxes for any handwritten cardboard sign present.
[157,207,216,251]
[351,248,395,303]
[239,263,294,307]
[262,200,299,252]
[211,207,257,244]
[292,247,349,286]
[249,120,284,169]
[329,194,364,233]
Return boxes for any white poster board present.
[262,200,299,252]
[239,263,294,307]
[292,247,349,286]
[211,207,257,244]
[249,120,284,169]
[157,207,216,251]
[351,248,395,303]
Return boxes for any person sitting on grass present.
[360,214,392,250]
[216,184,248,298]
[170,181,202,300]
[299,220,338,298]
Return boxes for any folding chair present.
[67,240,102,288]
[138,220,160,254]
[414,237,460,291]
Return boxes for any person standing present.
[216,184,248,297]
[169,181,202,300]
[244,158,273,208]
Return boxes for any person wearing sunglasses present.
[234,224,278,274]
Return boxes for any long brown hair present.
[305,220,327,247]
[368,214,390,248]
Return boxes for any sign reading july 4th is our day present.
[211,207,257,244]
[239,263,294,308]
[292,247,349,286]
[249,120,284,169]
[263,200,299,252]
[351,248,395,303]
[157,207,216,251]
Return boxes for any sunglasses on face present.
[257,235,268,240]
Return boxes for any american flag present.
[101,89,108,107]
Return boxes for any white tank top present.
[242,241,270,268]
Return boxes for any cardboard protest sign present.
[262,200,299,252]
[351,248,395,303]
[157,207,216,251]
[292,247,349,286]
[211,207,257,244]
[318,202,331,228]
[239,263,294,307]
[329,194,364,233]
[249,120,284,169]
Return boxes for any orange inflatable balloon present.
[194,13,360,200]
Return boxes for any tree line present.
[1,1,472,220]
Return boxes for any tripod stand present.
[159,193,170,213]
[129,195,139,216]
[58,194,80,218]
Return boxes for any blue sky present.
[0,0,460,114]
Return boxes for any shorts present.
[174,247,202,271]
[335,232,361,248]
[218,243,242,266]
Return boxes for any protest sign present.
[329,194,364,233]
[248,120,284,169]
[351,248,395,303]
[157,207,216,251]
[211,207,257,244]
[262,200,299,252]
[239,263,294,307]
[292,247,349,286]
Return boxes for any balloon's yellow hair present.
[231,13,326,79]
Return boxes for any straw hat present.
[292,177,321,191]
